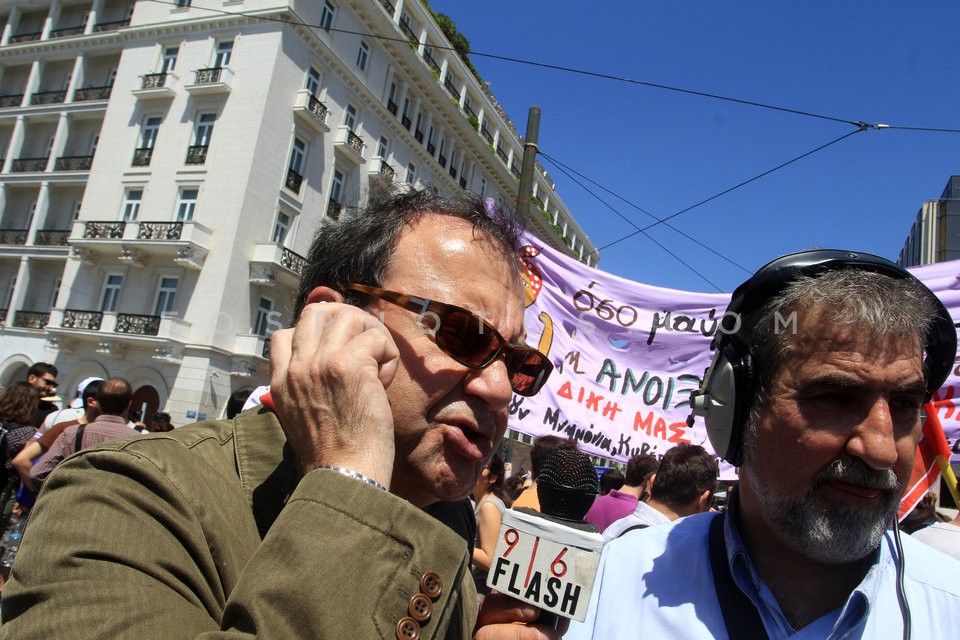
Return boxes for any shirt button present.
[419,572,442,600]
[408,593,433,622]
[395,616,421,640]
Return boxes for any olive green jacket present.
[0,408,477,639]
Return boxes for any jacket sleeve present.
[0,445,477,639]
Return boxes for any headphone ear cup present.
[702,338,755,467]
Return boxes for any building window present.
[214,40,233,68]
[406,163,416,184]
[320,1,335,32]
[100,274,123,312]
[356,41,369,72]
[194,113,216,146]
[154,277,179,316]
[175,187,199,222]
[50,278,61,308]
[289,137,307,175]
[140,116,161,149]
[480,178,486,198]
[254,297,275,337]
[122,189,143,221]
[331,169,345,203]
[160,47,179,73]
[376,136,388,159]
[344,104,357,132]
[175,0,191,7]
[306,67,321,97]
[272,212,291,244]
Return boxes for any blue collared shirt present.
[566,510,960,639]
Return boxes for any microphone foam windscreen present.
[536,448,599,522]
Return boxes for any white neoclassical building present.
[0,0,596,423]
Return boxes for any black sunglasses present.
[346,283,553,396]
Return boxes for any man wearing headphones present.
[566,250,960,639]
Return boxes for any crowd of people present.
[0,189,957,638]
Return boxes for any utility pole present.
[515,106,540,227]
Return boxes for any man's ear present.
[305,286,345,305]
[697,489,713,513]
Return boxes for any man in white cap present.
[39,377,102,433]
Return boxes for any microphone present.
[486,448,603,623]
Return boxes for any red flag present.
[899,400,954,521]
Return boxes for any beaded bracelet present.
[316,465,387,491]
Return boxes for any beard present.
[743,456,902,564]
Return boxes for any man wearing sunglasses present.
[1,189,558,640]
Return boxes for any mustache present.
[813,458,899,492]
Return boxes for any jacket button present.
[395,616,421,640]
[408,593,433,622]
[419,572,442,600]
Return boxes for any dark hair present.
[294,189,523,317]
[81,380,103,407]
[0,381,39,425]
[598,469,625,494]
[624,453,659,487]
[651,444,718,507]
[226,387,254,419]
[529,436,578,478]
[149,412,174,433]
[483,453,509,503]
[97,378,133,416]
[27,362,58,380]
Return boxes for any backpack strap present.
[74,424,86,452]
[615,523,649,538]
[708,512,769,640]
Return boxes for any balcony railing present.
[62,309,104,331]
[414,129,424,143]
[50,25,85,38]
[93,18,130,32]
[0,228,28,245]
[194,67,223,85]
[399,20,418,44]
[83,221,126,239]
[511,163,522,180]
[427,142,436,155]
[137,221,184,240]
[261,338,271,359]
[327,199,343,220]
[401,114,411,130]
[185,145,208,165]
[286,168,303,194]
[34,229,71,246]
[74,84,113,101]
[443,77,460,100]
[304,95,328,122]
[346,131,364,155]
[140,73,169,89]
[0,94,24,108]
[387,99,398,116]
[496,146,508,164]
[115,313,161,336]
[481,125,493,144]
[423,51,440,75]
[449,165,457,180]
[8,32,42,44]
[380,0,396,15]
[0,308,6,323]
[437,154,447,168]
[55,155,94,171]
[13,311,49,329]
[31,90,67,105]
[132,147,153,166]
[281,247,306,275]
[463,103,477,119]
[11,157,48,172]
[459,177,467,189]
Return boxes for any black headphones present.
[689,249,957,467]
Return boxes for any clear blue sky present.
[429,0,960,293]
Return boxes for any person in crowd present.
[0,189,561,639]
[28,378,138,489]
[910,489,960,561]
[504,473,525,502]
[511,435,578,511]
[585,453,659,532]
[12,379,102,495]
[25,363,59,427]
[424,498,477,560]
[597,468,625,496]
[225,387,255,419]
[471,452,509,597]
[40,376,100,431]
[899,491,947,534]
[602,444,717,541]
[0,383,39,526]
[567,250,960,638]
[148,412,174,433]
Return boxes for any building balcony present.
[70,219,212,270]
[10,157,49,173]
[370,158,395,185]
[34,228,71,246]
[74,84,113,102]
[511,163,522,180]
[185,145,208,165]
[61,309,104,330]
[30,90,67,106]
[292,90,330,134]
[387,99,398,116]
[380,0,396,17]
[443,77,460,100]
[185,67,233,95]
[481,125,493,144]
[423,51,441,75]
[463,103,477,120]
[399,20,418,44]
[401,114,412,130]
[132,73,177,100]
[285,168,303,194]
[427,142,436,155]
[49,25,86,39]
[250,243,307,289]
[0,228,28,245]
[233,333,271,361]
[496,146,508,165]
[459,177,467,189]
[54,155,94,171]
[8,32,42,44]
[333,127,365,164]
[132,147,153,166]
[12,310,49,329]
[46,308,193,351]
[449,165,457,180]
[437,154,447,168]
[327,199,343,221]
[93,19,130,32]
[414,129,424,143]
[0,93,24,108]
[0,308,6,324]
